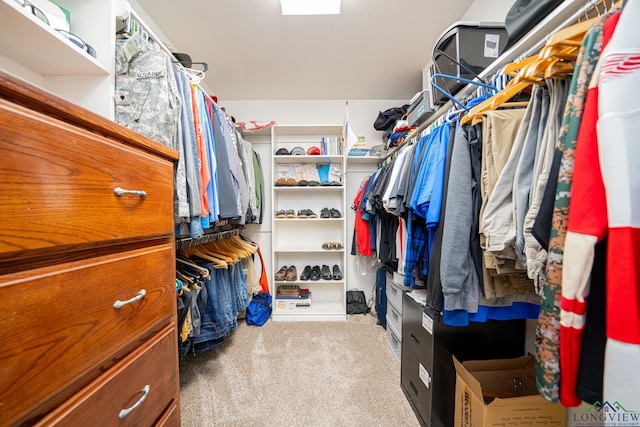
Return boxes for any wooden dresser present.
[0,70,180,426]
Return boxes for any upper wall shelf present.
[0,0,108,76]
[273,124,342,136]
[346,156,381,165]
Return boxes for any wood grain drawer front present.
[36,324,180,427]
[0,244,176,426]
[0,99,174,259]
[154,401,180,427]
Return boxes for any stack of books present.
[320,136,343,155]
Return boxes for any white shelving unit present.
[271,124,347,321]
[346,155,383,165]
[0,0,116,118]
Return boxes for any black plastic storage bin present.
[430,22,508,106]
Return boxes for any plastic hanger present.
[460,79,532,125]
[182,67,205,84]
[430,74,497,111]
[176,256,211,279]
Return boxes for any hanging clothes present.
[535,13,607,403]
[114,31,187,222]
[563,3,640,409]
[114,30,265,235]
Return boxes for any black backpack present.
[346,290,369,315]
[373,105,409,132]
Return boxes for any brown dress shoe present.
[275,265,288,281]
[285,265,298,281]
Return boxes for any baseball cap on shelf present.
[307,146,321,155]
[276,148,290,155]
[290,146,306,156]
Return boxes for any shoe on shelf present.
[306,209,317,218]
[285,209,296,218]
[321,265,332,280]
[300,265,311,280]
[297,209,309,218]
[275,210,287,218]
[322,241,343,250]
[285,178,297,186]
[275,178,287,186]
[308,180,321,186]
[285,265,298,281]
[320,208,331,218]
[332,265,342,280]
[310,265,321,281]
[297,180,309,186]
[329,208,342,218]
[275,265,288,281]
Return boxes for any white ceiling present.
[132,0,476,102]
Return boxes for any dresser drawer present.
[0,244,175,425]
[386,272,409,312]
[0,99,174,260]
[36,324,179,427]
[155,401,180,427]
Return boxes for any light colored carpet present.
[179,314,420,427]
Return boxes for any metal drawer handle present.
[411,333,420,346]
[409,380,419,396]
[114,289,147,309]
[118,385,150,419]
[114,186,147,199]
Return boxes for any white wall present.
[225,99,405,306]
[461,0,516,22]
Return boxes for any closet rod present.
[176,228,243,251]
[382,0,602,160]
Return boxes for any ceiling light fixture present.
[280,0,341,15]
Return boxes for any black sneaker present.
[329,208,342,218]
[332,265,342,280]
[300,265,312,280]
[306,209,317,218]
[320,208,331,218]
[310,265,321,281]
[321,265,332,280]
[297,209,309,218]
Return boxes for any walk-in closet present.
[1,0,639,426]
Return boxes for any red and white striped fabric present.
[597,0,640,408]
[561,10,620,407]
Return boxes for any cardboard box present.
[453,355,566,427]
